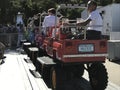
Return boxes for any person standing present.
[16,22,24,48]
[16,12,25,48]
[77,0,103,40]
[42,8,59,36]
[0,42,6,61]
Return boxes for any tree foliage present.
[0,0,119,25]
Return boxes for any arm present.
[77,18,91,26]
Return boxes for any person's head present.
[87,0,97,13]
[48,8,56,15]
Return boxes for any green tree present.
[113,0,120,3]
[0,0,9,24]
[0,0,119,25]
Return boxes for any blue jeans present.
[17,33,24,47]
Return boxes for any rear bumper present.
[61,53,108,63]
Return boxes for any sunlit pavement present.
[105,59,120,90]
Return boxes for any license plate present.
[78,44,94,52]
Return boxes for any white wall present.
[112,4,120,31]
[98,5,112,35]
[110,32,120,40]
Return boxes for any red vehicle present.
[36,4,108,90]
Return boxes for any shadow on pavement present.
[110,60,120,65]
[47,77,92,90]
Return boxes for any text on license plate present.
[78,44,94,52]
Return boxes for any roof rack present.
[58,4,86,9]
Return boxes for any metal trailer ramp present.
[0,51,51,90]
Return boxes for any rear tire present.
[88,63,108,90]
[50,66,64,90]
[73,65,84,78]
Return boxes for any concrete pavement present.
[105,59,120,86]
[105,59,120,90]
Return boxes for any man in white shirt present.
[42,8,59,36]
[77,0,103,39]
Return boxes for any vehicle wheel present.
[41,66,51,87]
[88,63,108,90]
[74,65,84,78]
[50,66,64,90]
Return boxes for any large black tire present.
[41,65,51,88]
[50,66,65,90]
[73,65,84,78]
[88,63,108,90]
